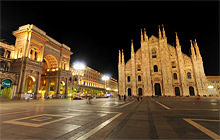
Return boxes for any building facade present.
[206,76,220,96]
[0,24,118,100]
[70,66,118,97]
[118,25,208,96]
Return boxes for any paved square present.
[3,114,79,127]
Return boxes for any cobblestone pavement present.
[0,97,219,139]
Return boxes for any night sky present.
[1,1,219,79]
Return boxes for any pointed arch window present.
[154,65,158,72]
[187,72,192,79]
[138,75,141,81]
[152,49,157,58]
[173,73,177,80]
[127,76,130,82]
[172,61,176,68]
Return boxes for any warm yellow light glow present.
[30,76,35,82]
[115,89,118,92]
[52,69,55,71]
[47,69,50,71]
[56,68,58,71]
[14,55,17,59]
[208,86,214,89]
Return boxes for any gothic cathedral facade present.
[118,25,208,96]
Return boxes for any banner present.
[2,79,12,88]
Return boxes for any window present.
[154,65,158,72]
[35,51,37,61]
[127,76,130,82]
[0,48,5,57]
[138,75,141,81]
[172,61,176,68]
[211,81,214,83]
[187,72,192,79]
[173,73,177,80]
[216,81,219,83]
[137,65,141,71]
[152,49,157,58]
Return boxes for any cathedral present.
[118,25,208,97]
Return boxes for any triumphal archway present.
[11,24,73,99]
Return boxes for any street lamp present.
[73,62,85,96]
[102,75,110,95]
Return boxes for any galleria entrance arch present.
[11,24,73,99]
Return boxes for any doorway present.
[175,87,180,96]
[189,86,195,96]
[138,88,142,96]
[128,88,131,96]
[154,83,161,96]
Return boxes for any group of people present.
[118,94,127,101]
[118,94,143,102]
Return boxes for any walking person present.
[137,95,139,102]
[124,94,126,101]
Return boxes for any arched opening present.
[152,48,157,58]
[127,76,130,82]
[128,88,131,96]
[187,72,192,79]
[41,55,59,98]
[0,79,12,99]
[173,73,177,80]
[154,83,161,96]
[189,86,195,96]
[175,87,180,96]
[42,55,58,74]
[138,88,142,96]
[24,76,35,99]
[138,75,141,81]
[60,81,65,95]
[154,65,158,72]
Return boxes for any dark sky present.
[1,1,219,79]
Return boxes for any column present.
[65,77,68,97]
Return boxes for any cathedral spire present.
[162,24,167,39]
[122,49,125,64]
[131,39,134,53]
[158,25,162,40]
[119,50,121,64]
[175,32,180,47]
[190,40,196,57]
[141,28,143,42]
[194,39,201,58]
[144,28,148,41]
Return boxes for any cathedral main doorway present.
[128,88,131,96]
[154,83,161,96]
[189,86,195,96]
[175,87,180,96]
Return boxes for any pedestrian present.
[140,95,143,101]
[193,95,200,104]
[137,95,139,101]
[118,94,121,101]
[124,94,126,101]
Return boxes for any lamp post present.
[102,75,110,95]
[73,62,85,97]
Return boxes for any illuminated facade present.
[206,76,220,96]
[70,66,118,96]
[0,24,118,100]
[118,25,208,96]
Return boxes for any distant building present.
[70,66,118,97]
[206,76,220,96]
[0,24,117,100]
[118,25,208,96]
